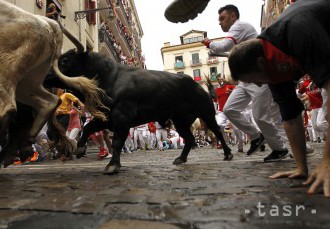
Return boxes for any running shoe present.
[264,149,289,163]
[164,0,210,23]
[98,147,109,159]
[246,134,265,155]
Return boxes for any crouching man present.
[227,0,330,197]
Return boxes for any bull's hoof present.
[223,153,233,161]
[75,146,87,159]
[103,162,121,175]
[173,157,187,165]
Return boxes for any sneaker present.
[306,145,316,157]
[123,146,130,154]
[123,148,132,154]
[29,151,39,162]
[264,149,289,163]
[246,134,265,156]
[105,153,112,159]
[98,147,109,159]
[217,143,223,149]
[164,0,210,23]
[238,148,243,153]
[14,157,22,165]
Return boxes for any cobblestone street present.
[0,143,329,229]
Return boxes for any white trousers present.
[311,108,328,138]
[134,128,148,150]
[66,128,80,150]
[223,82,286,151]
[156,129,168,150]
[216,111,243,148]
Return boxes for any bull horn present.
[57,19,84,54]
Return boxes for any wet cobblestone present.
[0,143,329,229]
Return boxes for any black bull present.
[44,49,233,174]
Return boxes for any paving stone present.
[0,143,328,228]
[99,220,181,229]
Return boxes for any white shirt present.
[209,20,258,56]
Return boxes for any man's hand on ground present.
[304,160,330,197]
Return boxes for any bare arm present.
[303,81,330,197]
[270,114,309,179]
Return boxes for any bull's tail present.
[52,60,109,121]
[48,18,109,121]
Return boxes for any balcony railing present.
[99,29,121,62]
[174,61,185,69]
[116,0,132,26]
[194,76,202,81]
[207,57,219,65]
[210,73,218,81]
[190,59,202,67]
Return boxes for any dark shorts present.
[268,81,304,121]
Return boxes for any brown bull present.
[0,1,107,165]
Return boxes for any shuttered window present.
[85,0,96,25]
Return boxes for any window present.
[175,56,183,62]
[192,53,200,65]
[174,56,184,69]
[183,36,204,44]
[85,0,96,25]
[210,67,218,81]
[193,69,201,81]
[46,0,63,20]
[193,69,201,76]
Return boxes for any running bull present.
[0,1,107,165]
[45,47,234,175]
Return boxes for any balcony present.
[190,59,202,67]
[99,29,121,62]
[210,73,218,81]
[174,61,185,69]
[207,57,219,65]
[115,0,132,26]
[194,76,202,82]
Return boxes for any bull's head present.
[45,20,110,121]
[44,49,90,89]
[54,19,90,77]
[57,49,90,77]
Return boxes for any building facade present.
[261,0,294,29]
[5,0,144,67]
[98,0,144,67]
[161,30,231,85]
